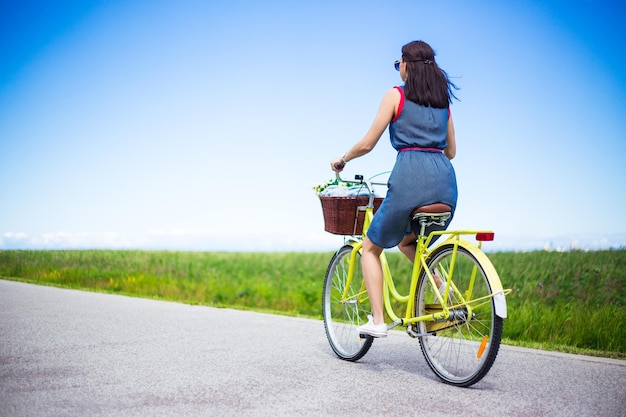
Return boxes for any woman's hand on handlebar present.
[330,156,345,173]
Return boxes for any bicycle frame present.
[337,174,508,332]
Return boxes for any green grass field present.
[0,249,624,358]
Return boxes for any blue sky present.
[1,0,625,252]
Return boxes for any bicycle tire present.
[323,244,373,361]
[415,243,503,387]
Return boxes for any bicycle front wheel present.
[415,243,503,387]
[322,244,373,361]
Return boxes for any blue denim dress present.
[366,87,458,248]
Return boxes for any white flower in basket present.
[313,179,371,197]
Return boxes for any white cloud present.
[480,233,626,253]
[1,231,624,252]
[0,230,342,252]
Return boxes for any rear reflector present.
[476,232,495,241]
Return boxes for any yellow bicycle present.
[322,173,511,387]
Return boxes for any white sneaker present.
[357,315,387,338]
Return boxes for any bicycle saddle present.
[411,203,452,228]
[411,203,451,217]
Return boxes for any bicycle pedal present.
[358,333,385,339]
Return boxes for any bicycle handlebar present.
[335,171,369,188]
[335,172,388,189]
[334,172,389,208]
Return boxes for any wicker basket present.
[320,196,384,235]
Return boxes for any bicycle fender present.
[346,239,362,251]
[455,239,508,319]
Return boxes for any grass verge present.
[0,249,623,359]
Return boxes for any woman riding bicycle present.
[330,40,459,338]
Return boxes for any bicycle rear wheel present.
[415,243,503,387]
[323,244,373,361]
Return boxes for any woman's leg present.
[361,237,384,325]
[398,233,417,262]
[398,233,443,288]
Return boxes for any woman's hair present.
[401,40,459,108]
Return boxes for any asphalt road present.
[1,279,624,417]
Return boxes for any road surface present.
[1,280,624,416]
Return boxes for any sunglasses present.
[394,59,401,71]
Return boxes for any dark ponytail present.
[401,41,459,108]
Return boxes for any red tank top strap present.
[392,86,405,122]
